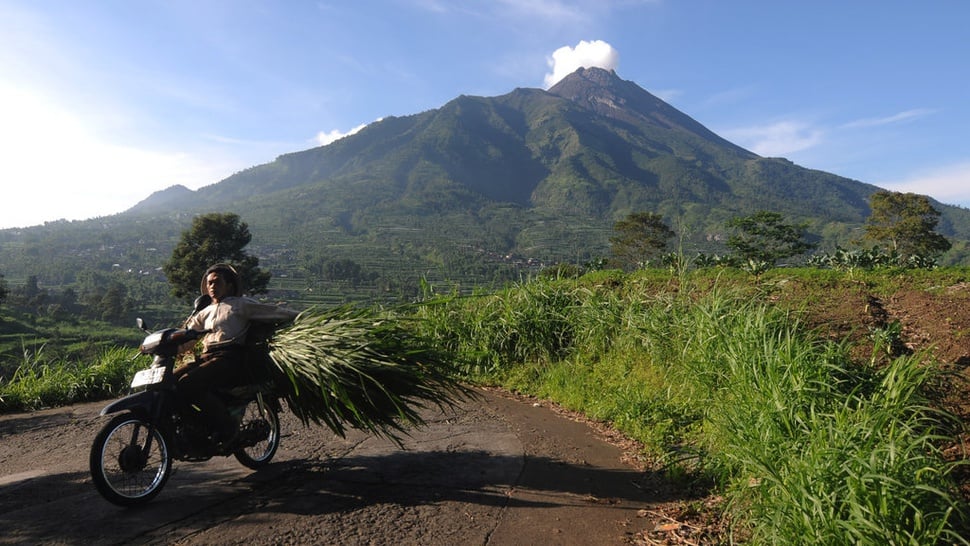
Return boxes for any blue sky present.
[1,0,968,229]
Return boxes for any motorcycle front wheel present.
[89,412,172,507]
[233,397,280,469]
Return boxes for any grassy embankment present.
[414,267,970,544]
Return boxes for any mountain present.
[135,68,969,248]
[138,68,878,221]
[128,67,932,230]
[128,184,195,215]
[3,67,970,298]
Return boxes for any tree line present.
[608,191,952,274]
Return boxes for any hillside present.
[2,67,970,301]
[110,67,970,261]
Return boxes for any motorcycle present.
[89,312,283,507]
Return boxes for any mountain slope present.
[3,67,970,294]
[149,68,896,230]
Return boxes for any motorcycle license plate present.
[131,367,165,388]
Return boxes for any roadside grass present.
[0,345,139,412]
[415,268,970,544]
[0,311,149,411]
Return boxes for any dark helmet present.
[200,263,243,297]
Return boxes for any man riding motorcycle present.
[177,263,298,447]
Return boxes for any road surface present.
[0,388,667,545]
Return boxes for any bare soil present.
[1,280,968,545]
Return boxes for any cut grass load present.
[267,305,473,444]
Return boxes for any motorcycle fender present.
[99,390,159,418]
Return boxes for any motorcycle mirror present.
[193,294,212,313]
[136,317,150,332]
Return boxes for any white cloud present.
[722,120,824,157]
[543,40,620,88]
[879,162,970,207]
[841,108,935,129]
[498,0,585,23]
[315,122,371,147]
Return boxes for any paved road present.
[0,389,663,545]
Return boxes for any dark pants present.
[175,346,246,439]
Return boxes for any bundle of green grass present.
[265,305,470,443]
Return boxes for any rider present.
[177,263,299,446]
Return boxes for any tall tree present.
[0,273,8,308]
[164,213,271,301]
[98,281,129,324]
[726,211,816,265]
[862,191,951,259]
[609,212,675,269]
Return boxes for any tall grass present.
[415,270,969,543]
[0,345,139,412]
[666,291,966,543]
[415,277,581,374]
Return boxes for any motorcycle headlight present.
[139,331,164,354]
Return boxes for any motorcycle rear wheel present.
[90,412,172,507]
[233,398,280,469]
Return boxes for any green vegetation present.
[413,269,969,543]
[0,344,140,412]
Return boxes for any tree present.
[725,211,816,266]
[164,213,271,301]
[8,275,47,313]
[609,212,675,269]
[862,191,951,259]
[98,281,130,324]
[0,273,8,308]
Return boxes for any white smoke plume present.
[543,40,619,88]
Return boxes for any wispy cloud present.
[407,0,455,14]
[722,120,825,157]
[409,0,659,25]
[700,85,757,109]
[879,162,970,207]
[842,108,935,129]
[496,0,586,22]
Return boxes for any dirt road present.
[0,388,668,545]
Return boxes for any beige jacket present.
[184,296,298,352]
